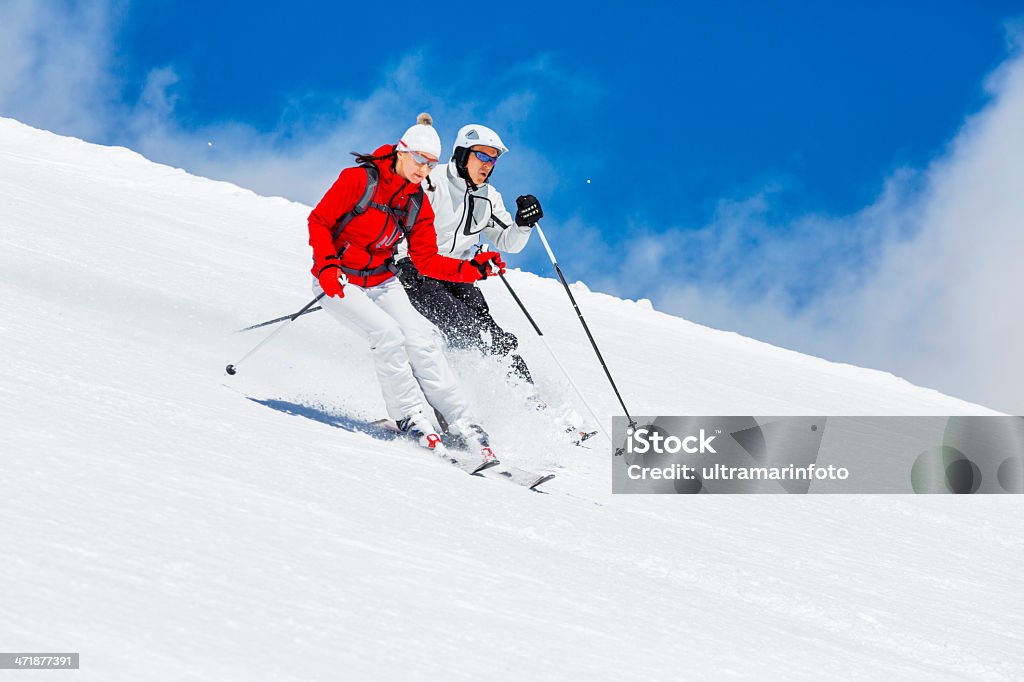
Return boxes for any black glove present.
[396,258,422,289]
[515,194,543,227]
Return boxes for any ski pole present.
[237,305,324,332]
[533,225,636,430]
[496,271,612,446]
[225,292,326,375]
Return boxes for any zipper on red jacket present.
[358,179,409,281]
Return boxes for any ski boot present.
[396,412,445,452]
[550,405,598,446]
[449,419,499,466]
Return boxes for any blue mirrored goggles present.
[471,150,499,165]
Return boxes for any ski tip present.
[573,430,598,447]
[530,474,557,490]
[472,459,502,475]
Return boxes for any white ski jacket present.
[400,161,533,262]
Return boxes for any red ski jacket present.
[308,145,474,288]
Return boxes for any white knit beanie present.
[396,113,441,158]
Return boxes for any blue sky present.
[112,2,1015,216]
[2,0,1024,413]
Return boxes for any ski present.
[370,419,500,476]
[371,418,551,487]
[446,450,501,475]
[571,429,599,447]
[490,466,556,490]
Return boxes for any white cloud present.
[0,1,566,207]
[0,0,118,139]
[828,40,1024,413]
[582,27,1024,414]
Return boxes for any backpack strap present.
[358,189,422,242]
[330,164,424,243]
[331,164,379,242]
[339,261,399,279]
[398,190,422,240]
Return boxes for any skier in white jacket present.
[396,124,543,385]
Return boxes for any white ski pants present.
[315,275,470,424]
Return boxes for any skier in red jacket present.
[308,114,505,460]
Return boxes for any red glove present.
[318,265,346,298]
[458,251,506,282]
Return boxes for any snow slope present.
[1,117,1021,681]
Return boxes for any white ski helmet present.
[452,124,508,187]
[452,124,508,157]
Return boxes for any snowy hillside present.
[2,117,1021,681]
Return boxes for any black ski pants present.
[397,259,533,383]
